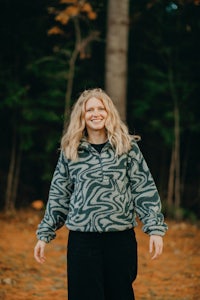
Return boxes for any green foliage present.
[164,204,198,223]
[3,83,28,108]
[129,1,200,145]
[128,0,200,218]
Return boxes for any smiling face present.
[84,97,108,136]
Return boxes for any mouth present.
[91,119,103,122]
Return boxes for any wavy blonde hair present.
[61,88,139,160]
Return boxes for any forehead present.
[85,97,104,108]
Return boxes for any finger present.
[151,253,158,260]
[151,249,159,259]
[149,237,153,253]
[34,246,42,263]
[151,247,159,259]
[34,245,46,264]
[151,244,163,260]
[158,243,163,255]
[40,245,45,261]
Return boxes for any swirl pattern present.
[37,141,167,242]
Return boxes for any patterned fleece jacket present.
[36,140,168,243]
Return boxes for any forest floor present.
[0,209,199,300]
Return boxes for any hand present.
[149,235,163,260]
[34,240,47,264]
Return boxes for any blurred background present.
[0,0,199,221]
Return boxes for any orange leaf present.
[55,11,70,24]
[66,6,79,16]
[81,3,92,13]
[47,26,65,35]
[31,200,44,210]
[87,11,97,20]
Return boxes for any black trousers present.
[67,229,137,300]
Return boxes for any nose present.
[92,109,100,116]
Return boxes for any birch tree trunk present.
[105,0,129,121]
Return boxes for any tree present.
[0,0,62,212]
[0,0,99,212]
[3,84,28,213]
[105,0,130,121]
[129,0,200,218]
[47,0,99,129]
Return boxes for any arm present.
[36,151,74,244]
[128,142,167,256]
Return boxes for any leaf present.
[87,11,97,20]
[81,3,92,13]
[31,200,44,210]
[55,11,70,25]
[65,6,79,17]
[55,6,80,25]
[80,3,97,19]
[47,26,65,35]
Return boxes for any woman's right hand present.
[34,240,47,264]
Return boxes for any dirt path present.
[0,210,199,300]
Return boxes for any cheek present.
[84,114,92,126]
[104,112,108,119]
[84,112,90,120]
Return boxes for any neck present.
[87,131,107,144]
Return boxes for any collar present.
[78,138,114,152]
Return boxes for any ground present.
[0,209,199,300]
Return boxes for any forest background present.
[0,0,200,221]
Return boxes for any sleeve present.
[128,142,168,236]
[36,151,74,243]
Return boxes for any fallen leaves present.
[0,210,199,300]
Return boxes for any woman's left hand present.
[149,235,163,260]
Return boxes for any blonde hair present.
[61,88,139,160]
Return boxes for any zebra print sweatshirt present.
[36,140,168,243]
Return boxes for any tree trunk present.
[105,0,130,121]
[63,18,100,132]
[63,17,81,131]
[167,62,181,212]
[4,127,22,213]
[12,147,22,208]
[174,103,180,208]
[4,131,17,213]
[167,146,175,208]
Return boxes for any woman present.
[34,88,168,300]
